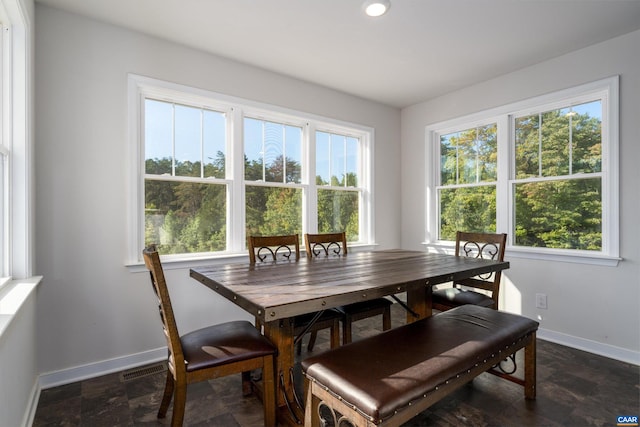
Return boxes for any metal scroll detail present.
[461,241,500,280]
[311,241,343,257]
[257,244,294,262]
[317,401,356,427]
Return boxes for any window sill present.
[126,243,380,273]
[422,242,621,267]
[0,276,43,338]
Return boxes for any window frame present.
[425,76,619,266]
[128,74,374,265]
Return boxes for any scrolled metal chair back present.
[305,232,348,259]
[248,234,300,264]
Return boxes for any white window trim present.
[127,74,374,266]
[425,76,620,266]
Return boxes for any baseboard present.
[38,347,167,390]
[22,379,40,427]
[537,327,640,366]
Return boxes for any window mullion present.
[230,107,245,252]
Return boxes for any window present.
[129,75,373,263]
[426,77,619,265]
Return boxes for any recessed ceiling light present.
[363,0,391,17]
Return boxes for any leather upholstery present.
[302,305,538,422]
[181,320,276,372]
[432,287,495,308]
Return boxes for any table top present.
[190,249,509,323]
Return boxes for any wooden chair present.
[248,235,341,353]
[142,245,277,427]
[432,231,507,312]
[304,232,392,345]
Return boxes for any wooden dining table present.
[190,249,509,426]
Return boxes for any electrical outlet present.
[536,293,548,309]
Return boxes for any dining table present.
[190,249,510,426]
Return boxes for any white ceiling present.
[36,0,640,108]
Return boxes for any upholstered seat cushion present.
[432,287,494,308]
[302,305,538,422]
[181,320,276,372]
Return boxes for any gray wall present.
[401,30,640,362]
[34,5,401,380]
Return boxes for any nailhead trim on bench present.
[308,332,533,425]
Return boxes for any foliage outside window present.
[438,124,497,240]
[133,76,372,261]
[427,77,618,262]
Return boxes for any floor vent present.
[120,362,166,382]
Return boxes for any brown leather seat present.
[302,305,538,423]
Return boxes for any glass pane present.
[541,109,570,176]
[331,134,346,186]
[264,121,284,182]
[245,186,302,238]
[174,104,201,177]
[317,189,359,241]
[514,178,601,250]
[440,132,457,185]
[514,114,540,179]
[440,125,496,185]
[145,99,173,175]
[345,137,359,187]
[571,100,602,174]
[284,125,302,184]
[203,110,226,178]
[316,131,330,185]
[438,185,496,241]
[245,118,303,183]
[145,180,227,254]
[244,117,264,181]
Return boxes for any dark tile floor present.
[34,304,639,426]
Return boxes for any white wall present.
[401,30,640,363]
[34,5,401,381]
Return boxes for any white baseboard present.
[22,379,40,427]
[537,327,640,366]
[38,347,167,390]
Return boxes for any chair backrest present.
[142,245,185,372]
[454,231,507,306]
[304,232,347,258]
[248,234,300,263]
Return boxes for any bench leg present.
[524,332,536,399]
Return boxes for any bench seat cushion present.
[302,305,538,423]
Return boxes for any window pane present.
[245,186,302,238]
[317,189,359,241]
[244,118,302,183]
[346,137,359,187]
[316,131,360,187]
[316,131,330,185]
[440,125,496,185]
[438,186,496,241]
[145,180,227,254]
[174,104,201,177]
[571,100,602,174]
[203,110,226,178]
[514,178,601,250]
[145,99,173,175]
[515,100,602,178]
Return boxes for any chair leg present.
[329,320,340,348]
[262,355,277,427]
[342,315,353,345]
[171,379,187,427]
[242,371,253,396]
[157,372,174,418]
[382,306,392,331]
[307,331,318,352]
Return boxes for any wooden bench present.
[302,305,538,427]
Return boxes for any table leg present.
[406,283,432,322]
[263,319,305,425]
